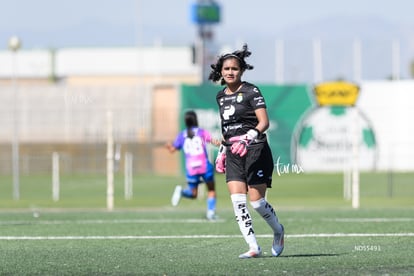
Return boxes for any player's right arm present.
[165,132,183,153]
[165,141,177,153]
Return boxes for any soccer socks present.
[207,196,216,213]
[250,198,283,234]
[230,194,259,250]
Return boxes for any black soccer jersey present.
[216,82,267,142]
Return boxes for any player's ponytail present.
[208,43,254,85]
[184,110,198,139]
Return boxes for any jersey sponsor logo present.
[219,98,224,106]
[223,105,235,120]
[219,96,236,106]
[223,124,242,133]
[254,96,265,106]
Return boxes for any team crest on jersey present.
[236,93,243,103]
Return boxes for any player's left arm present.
[203,129,221,147]
[254,107,269,134]
[210,137,222,147]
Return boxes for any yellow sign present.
[314,81,359,106]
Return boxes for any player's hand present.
[229,129,259,157]
[215,144,226,173]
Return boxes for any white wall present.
[0,50,51,77]
[359,81,414,171]
[0,47,197,78]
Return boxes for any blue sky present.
[2,0,413,47]
[1,0,414,82]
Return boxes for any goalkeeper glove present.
[215,144,227,173]
[229,129,259,157]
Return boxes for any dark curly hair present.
[208,44,254,85]
[184,110,198,139]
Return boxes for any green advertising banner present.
[180,84,312,168]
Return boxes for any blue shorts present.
[186,162,214,188]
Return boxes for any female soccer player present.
[209,44,284,258]
[165,110,219,221]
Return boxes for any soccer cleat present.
[238,247,262,259]
[206,210,218,221]
[271,224,284,257]
[171,185,182,207]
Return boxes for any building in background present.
[1,46,414,175]
[0,46,199,175]
[0,46,200,86]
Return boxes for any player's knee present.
[250,198,266,209]
[182,188,197,199]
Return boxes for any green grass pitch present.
[0,172,413,275]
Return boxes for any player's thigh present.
[247,184,267,201]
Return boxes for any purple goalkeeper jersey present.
[173,127,212,176]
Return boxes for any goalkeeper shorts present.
[225,141,274,188]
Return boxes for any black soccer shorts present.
[225,141,274,188]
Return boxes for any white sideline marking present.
[1,217,411,226]
[1,233,413,240]
[0,218,414,225]
[324,218,414,222]
[0,218,225,225]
